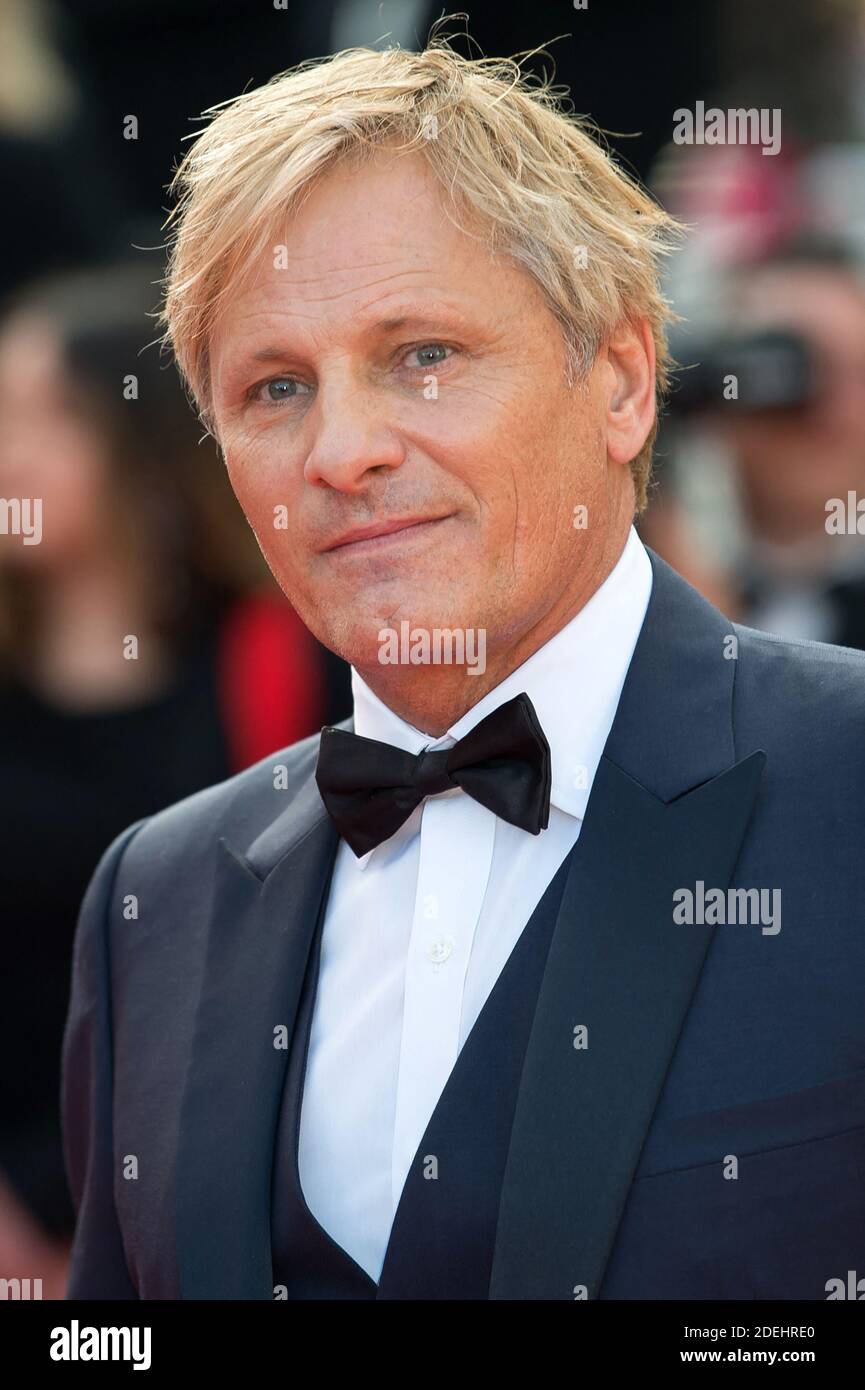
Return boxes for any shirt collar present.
[349,525,652,864]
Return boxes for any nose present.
[303,372,405,491]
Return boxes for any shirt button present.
[427,938,454,965]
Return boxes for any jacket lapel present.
[175,752,342,1299]
[490,550,767,1299]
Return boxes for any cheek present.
[222,439,319,599]
[516,422,606,579]
[223,432,296,524]
[222,452,254,519]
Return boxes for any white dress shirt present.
[297,525,653,1281]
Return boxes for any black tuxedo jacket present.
[61,550,865,1299]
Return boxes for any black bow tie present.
[315,691,552,858]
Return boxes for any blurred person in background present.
[717,242,865,648]
[643,111,865,648]
[0,264,349,1294]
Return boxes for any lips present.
[321,515,450,553]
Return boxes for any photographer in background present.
[646,239,865,650]
[720,242,865,648]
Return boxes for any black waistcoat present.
[270,847,572,1299]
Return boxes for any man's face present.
[209,147,619,677]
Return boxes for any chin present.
[340,580,455,624]
[321,608,435,668]
[306,613,391,671]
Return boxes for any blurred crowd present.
[2,0,864,1296]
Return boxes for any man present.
[62,40,865,1301]
[720,244,865,652]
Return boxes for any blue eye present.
[407,344,451,368]
[262,377,309,402]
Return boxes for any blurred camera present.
[668,329,818,416]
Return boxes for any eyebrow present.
[248,311,469,364]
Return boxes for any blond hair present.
[161,31,682,510]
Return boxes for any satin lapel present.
[176,760,340,1299]
[490,548,767,1300]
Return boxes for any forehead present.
[210,147,518,355]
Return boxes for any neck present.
[355,520,632,736]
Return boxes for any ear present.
[601,318,656,466]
